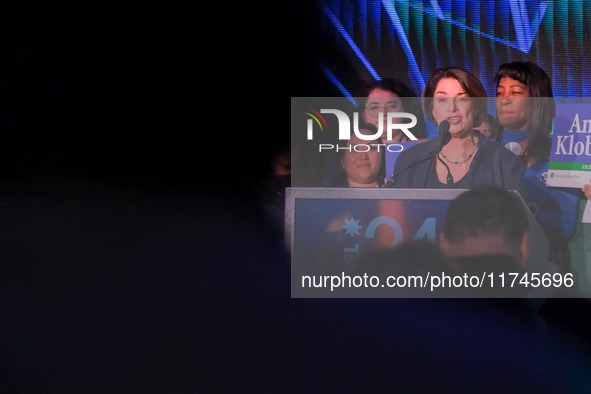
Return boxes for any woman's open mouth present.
[447,116,461,125]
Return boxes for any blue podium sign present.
[286,188,550,298]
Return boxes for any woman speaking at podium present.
[388,66,527,200]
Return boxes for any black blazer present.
[391,134,528,201]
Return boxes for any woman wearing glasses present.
[359,78,427,143]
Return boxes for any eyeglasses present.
[364,102,403,116]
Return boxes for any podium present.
[285,187,550,297]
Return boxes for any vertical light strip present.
[381,0,425,91]
[583,0,591,96]
[409,2,425,96]
[321,2,381,80]
[360,0,369,49]
[554,0,568,96]
[570,0,583,96]
[368,0,382,50]
[457,0,468,69]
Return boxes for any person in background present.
[440,185,529,270]
[440,185,533,300]
[441,185,591,364]
[389,66,527,197]
[331,123,385,187]
[321,79,421,186]
[494,61,579,268]
[359,78,427,143]
[257,143,291,239]
[475,113,502,142]
[569,180,591,295]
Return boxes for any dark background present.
[2,2,590,393]
[0,2,328,193]
[0,2,337,392]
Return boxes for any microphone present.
[434,120,451,154]
[383,120,453,188]
[434,120,453,187]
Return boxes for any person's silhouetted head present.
[440,185,529,264]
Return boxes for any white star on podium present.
[343,217,362,238]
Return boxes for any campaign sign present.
[548,103,591,188]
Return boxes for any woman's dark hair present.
[422,66,488,127]
[359,78,427,139]
[494,61,555,161]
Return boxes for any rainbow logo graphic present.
[304,108,328,133]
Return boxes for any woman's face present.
[431,77,475,136]
[496,76,532,131]
[341,133,381,187]
[363,88,404,138]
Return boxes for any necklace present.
[440,137,479,164]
